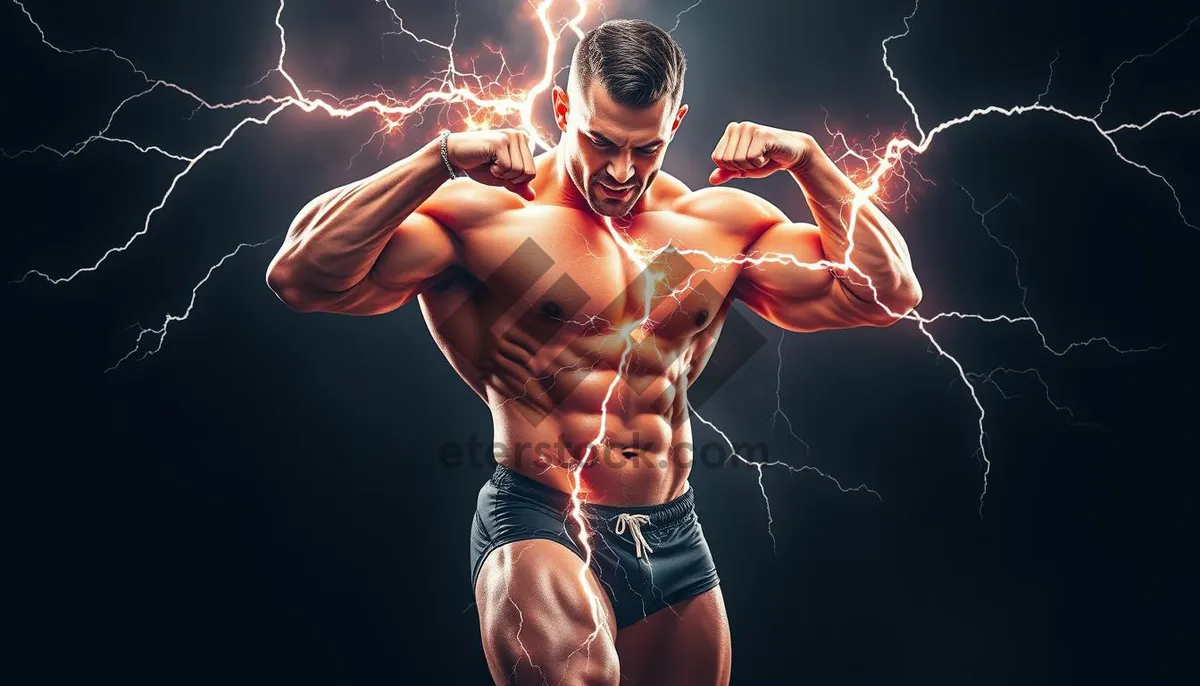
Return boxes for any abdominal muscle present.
[488,339,697,507]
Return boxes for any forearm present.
[270,137,450,293]
[789,139,921,313]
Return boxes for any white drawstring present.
[613,513,654,559]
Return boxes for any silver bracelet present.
[439,131,463,179]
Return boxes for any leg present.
[614,585,732,686]
[475,539,621,686]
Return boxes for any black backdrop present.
[3,0,1198,683]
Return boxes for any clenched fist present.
[445,129,537,200]
[709,122,815,185]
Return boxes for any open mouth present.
[597,182,635,199]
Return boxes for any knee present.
[557,638,620,686]
[571,639,620,686]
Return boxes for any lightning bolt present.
[551,215,660,655]
[770,331,813,460]
[7,0,1195,659]
[651,0,1190,523]
[965,367,1100,429]
[1035,48,1059,105]
[691,400,881,553]
[947,185,1094,426]
[957,186,1030,313]
[9,0,590,288]
[860,1,1190,512]
[699,0,1188,518]
[668,0,704,34]
[104,240,277,373]
[504,545,551,685]
[1095,16,1198,118]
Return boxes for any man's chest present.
[452,207,747,339]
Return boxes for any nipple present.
[539,301,563,318]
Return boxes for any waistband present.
[490,465,695,528]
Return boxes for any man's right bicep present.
[320,211,460,316]
[369,210,460,290]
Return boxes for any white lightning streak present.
[106,240,276,373]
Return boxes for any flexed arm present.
[709,122,922,331]
[266,129,536,315]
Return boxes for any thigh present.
[615,585,732,686]
[475,538,621,686]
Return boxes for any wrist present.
[405,136,453,188]
[437,130,465,179]
[415,134,457,183]
[786,132,819,174]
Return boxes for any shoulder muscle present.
[672,186,788,241]
[419,178,524,234]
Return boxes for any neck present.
[546,146,592,214]
[535,146,652,219]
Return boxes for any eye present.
[636,146,661,156]
[590,137,614,148]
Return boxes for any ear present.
[552,86,569,132]
[670,103,689,137]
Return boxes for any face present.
[553,81,688,217]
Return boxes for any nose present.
[606,152,634,186]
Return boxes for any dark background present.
[3,0,1198,683]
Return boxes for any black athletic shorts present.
[470,465,721,629]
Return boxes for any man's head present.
[552,19,688,217]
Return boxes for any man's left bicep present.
[732,221,897,331]
[734,270,872,332]
[731,221,828,323]
[733,220,830,296]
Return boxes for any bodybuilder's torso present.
[418,154,759,505]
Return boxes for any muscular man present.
[267,18,920,686]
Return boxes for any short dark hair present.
[570,19,686,109]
